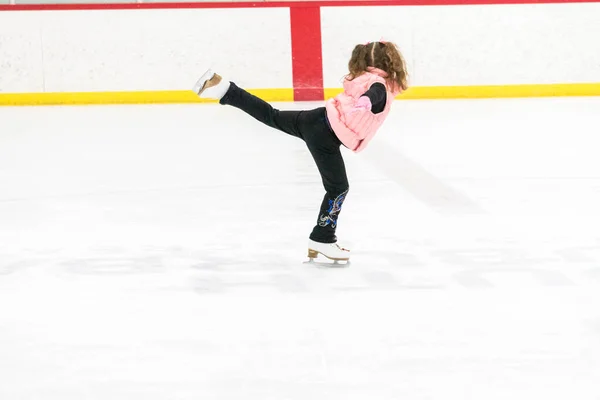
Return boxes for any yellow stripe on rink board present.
[0,89,295,106]
[326,83,600,100]
[396,83,600,99]
[1,83,600,106]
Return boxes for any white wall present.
[0,8,292,92]
[1,3,600,93]
[321,3,600,88]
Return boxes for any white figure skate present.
[305,239,350,266]
[193,69,230,100]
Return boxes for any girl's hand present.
[349,96,372,114]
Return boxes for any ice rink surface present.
[1,97,600,399]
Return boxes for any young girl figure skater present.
[193,41,408,262]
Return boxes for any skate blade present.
[304,258,350,268]
[304,250,350,267]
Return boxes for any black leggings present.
[220,82,349,243]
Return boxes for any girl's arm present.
[357,82,387,114]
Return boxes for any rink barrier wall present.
[1,0,600,105]
[3,83,600,106]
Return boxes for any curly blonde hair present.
[346,41,408,92]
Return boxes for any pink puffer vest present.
[325,68,401,153]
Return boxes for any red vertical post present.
[290,6,324,101]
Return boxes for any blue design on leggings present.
[318,189,348,228]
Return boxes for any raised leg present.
[220,82,304,139]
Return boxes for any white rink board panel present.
[412,3,600,86]
[321,3,600,87]
[2,3,600,94]
[0,12,45,93]
[0,8,292,93]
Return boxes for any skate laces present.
[334,243,349,252]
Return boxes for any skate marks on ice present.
[2,239,600,294]
[363,141,485,215]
